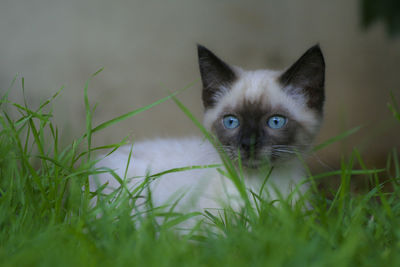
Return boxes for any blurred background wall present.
[1,0,399,170]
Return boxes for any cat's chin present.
[240,158,272,170]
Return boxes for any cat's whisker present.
[272,144,309,148]
[305,151,335,171]
[271,147,307,152]
[272,149,296,154]
[272,147,308,154]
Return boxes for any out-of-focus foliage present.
[361,0,400,37]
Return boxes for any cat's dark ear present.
[197,45,237,109]
[279,45,325,112]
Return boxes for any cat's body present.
[95,137,304,212]
[93,44,325,213]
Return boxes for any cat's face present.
[198,45,325,169]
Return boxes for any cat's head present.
[198,44,325,169]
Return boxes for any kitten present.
[93,44,325,213]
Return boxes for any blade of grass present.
[89,81,196,136]
[3,112,46,198]
[91,91,178,134]
[84,76,93,161]
[146,164,221,180]
[38,86,64,111]
[374,173,393,218]
[73,136,130,163]
[388,91,400,122]
[313,126,362,152]
[307,168,385,181]
[161,212,203,230]
[83,67,105,161]
[0,73,19,106]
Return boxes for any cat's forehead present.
[222,69,306,113]
[234,70,280,104]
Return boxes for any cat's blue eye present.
[267,115,287,129]
[223,115,240,129]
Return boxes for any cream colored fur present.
[93,137,305,213]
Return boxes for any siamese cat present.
[94,44,325,213]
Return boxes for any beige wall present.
[1,0,399,168]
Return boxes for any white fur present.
[93,137,306,214]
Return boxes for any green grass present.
[1,73,400,266]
